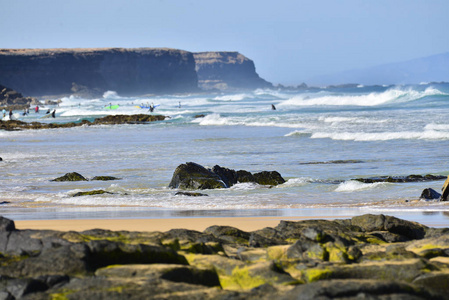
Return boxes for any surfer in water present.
[51,109,56,118]
[149,102,155,112]
[46,109,51,114]
[35,106,39,113]
[271,104,276,110]
[2,108,6,118]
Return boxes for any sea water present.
[1,83,449,225]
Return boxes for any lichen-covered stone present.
[51,172,87,182]
[168,162,226,190]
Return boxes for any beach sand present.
[14,216,346,232]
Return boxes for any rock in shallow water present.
[168,162,285,190]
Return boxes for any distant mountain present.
[308,52,449,86]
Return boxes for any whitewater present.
[1,83,449,225]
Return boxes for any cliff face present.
[0,48,199,97]
[193,52,272,91]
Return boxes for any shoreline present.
[14,212,449,232]
[14,216,345,232]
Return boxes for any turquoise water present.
[1,83,449,225]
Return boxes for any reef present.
[0,114,166,131]
[1,214,449,299]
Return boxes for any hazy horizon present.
[1,0,448,85]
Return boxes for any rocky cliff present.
[193,52,273,91]
[0,48,199,97]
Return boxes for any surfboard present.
[104,105,120,110]
[1,113,20,121]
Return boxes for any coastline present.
[14,216,344,232]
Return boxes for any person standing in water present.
[51,109,56,118]
[271,104,276,110]
[2,108,6,118]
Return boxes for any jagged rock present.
[420,188,441,200]
[51,172,87,182]
[91,114,165,125]
[441,176,449,201]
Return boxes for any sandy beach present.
[14,216,347,232]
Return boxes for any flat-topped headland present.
[0,48,272,101]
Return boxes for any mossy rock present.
[168,162,226,190]
[72,190,113,197]
[51,172,87,182]
[91,176,121,181]
[253,171,285,186]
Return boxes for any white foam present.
[311,129,449,141]
[335,180,389,192]
[279,87,447,107]
[281,177,314,187]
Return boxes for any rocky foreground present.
[1,214,449,299]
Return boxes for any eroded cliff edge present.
[0,48,199,97]
[194,51,273,91]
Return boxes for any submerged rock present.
[51,172,87,182]
[91,176,121,181]
[72,190,113,197]
[354,174,446,183]
[169,162,285,190]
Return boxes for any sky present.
[1,0,449,85]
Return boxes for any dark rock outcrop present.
[0,84,39,110]
[193,52,273,91]
[0,114,166,131]
[51,172,88,182]
[168,162,285,190]
[1,215,449,299]
[354,174,447,183]
[0,48,199,97]
[420,188,442,200]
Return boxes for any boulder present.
[168,162,285,190]
[0,216,15,232]
[174,191,208,197]
[420,188,441,200]
[168,162,226,190]
[441,176,449,201]
[72,190,113,197]
[51,172,87,182]
[253,171,285,186]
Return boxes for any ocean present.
[1,83,449,226]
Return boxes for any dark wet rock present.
[90,176,121,181]
[204,225,252,245]
[194,114,205,118]
[175,191,209,197]
[442,176,449,201]
[169,162,285,190]
[168,162,226,190]
[91,114,165,125]
[354,174,446,183]
[72,190,113,197]
[253,171,286,186]
[51,172,87,182]
[0,216,15,232]
[420,188,442,200]
[281,279,436,300]
[351,214,427,240]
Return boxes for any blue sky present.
[1,0,448,85]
